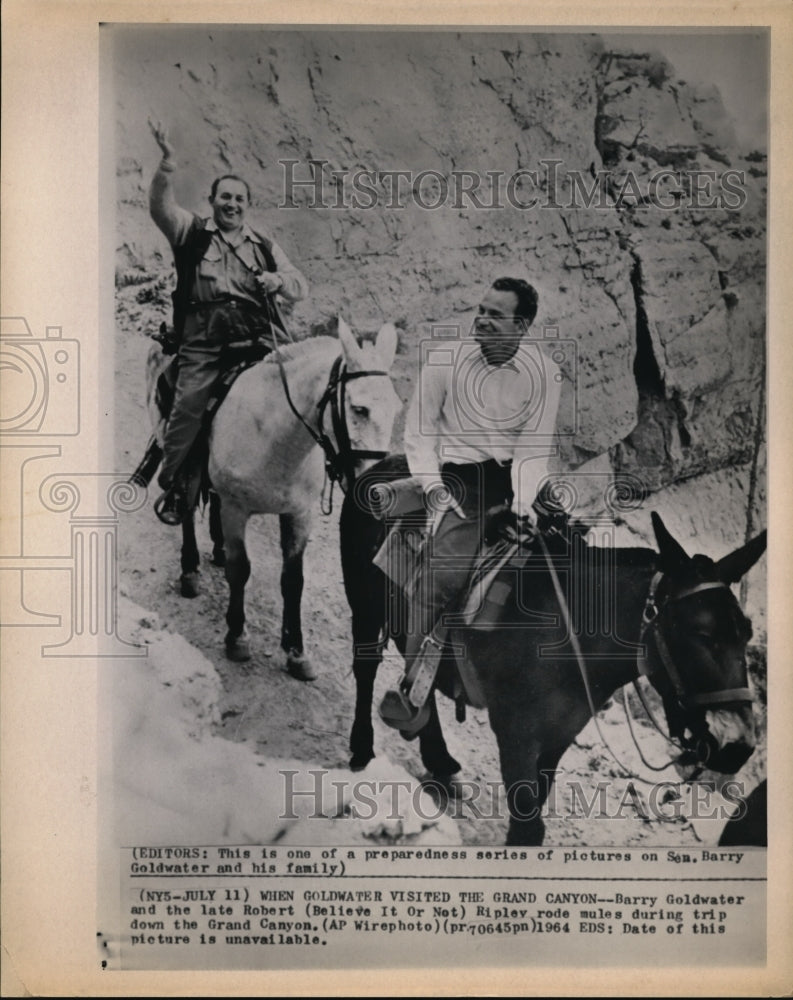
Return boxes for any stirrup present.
[379,687,430,736]
[154,488,188,526]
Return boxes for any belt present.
[440,459,514,506]
[186,296,266,313]
[441,458,512,474]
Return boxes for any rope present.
[536,533,688,790]
[620,686,681,771]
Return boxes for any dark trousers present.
[404,459,513,665]
[158,301,274,489]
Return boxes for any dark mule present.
[177,490,226,595]
[340,456,766,844]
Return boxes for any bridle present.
[261,294,392,511]
[537,533,753,782]
[637,572,755,710]
[274,350,390,514]
[625,571,754,773]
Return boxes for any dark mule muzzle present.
[704,739,755,774]
[675,718,754,774]
[675,695,756,774]
[697,703,756,773]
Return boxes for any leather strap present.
[639,576,755,708]
[405,634,445,708]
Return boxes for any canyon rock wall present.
[113,28,766,623]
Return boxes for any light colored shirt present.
[149,161,308,304]
[403,334,562,517]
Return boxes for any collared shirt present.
[149,161,308,304]
[403,333,563,516]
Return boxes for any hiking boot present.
[154,486,188,526]
[379,687,430,737]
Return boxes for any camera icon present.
[0,317,80,436]
[418,320,576,442]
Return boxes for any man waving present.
[147,119,308,523]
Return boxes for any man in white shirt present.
[379,277,563,733]
[147,119,308,523]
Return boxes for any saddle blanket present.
[154,342,270,429]
[131,342,269,497]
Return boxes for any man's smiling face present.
[209,178,249,232]
[472,287,525,366]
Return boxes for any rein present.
[260,295,390,513]
[536,534,752,787]
[273,349,390,514]
[638,573,754,707]
[535,533,667,786]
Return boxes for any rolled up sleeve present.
[404,362,446,493]
[148,160,195,247]
[270,239,309,303]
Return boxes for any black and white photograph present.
[2,2,792,995]
[110,24,767,842]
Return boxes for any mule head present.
[647,512,766,775]
[336,318,402,480]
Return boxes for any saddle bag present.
[372,521,427,593]
[371,477,429,593]
[370,476,427,520]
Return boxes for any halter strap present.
[261,292,391,505]
[318,357,390,489]
[640,573,728,623]
[638,573,754,708]
[273,347,391,514]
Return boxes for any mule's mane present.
[264,335,339,365]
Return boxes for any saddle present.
[131,336,270,505]
[372,487,582,715]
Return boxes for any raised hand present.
[148,117,175,161]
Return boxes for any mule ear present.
[715,530,767,584]
[338,317,362,370]
[375,322,398,370]
[651,511,690,575]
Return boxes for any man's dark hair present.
[210,174,251,202]
[492,277,539,326]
